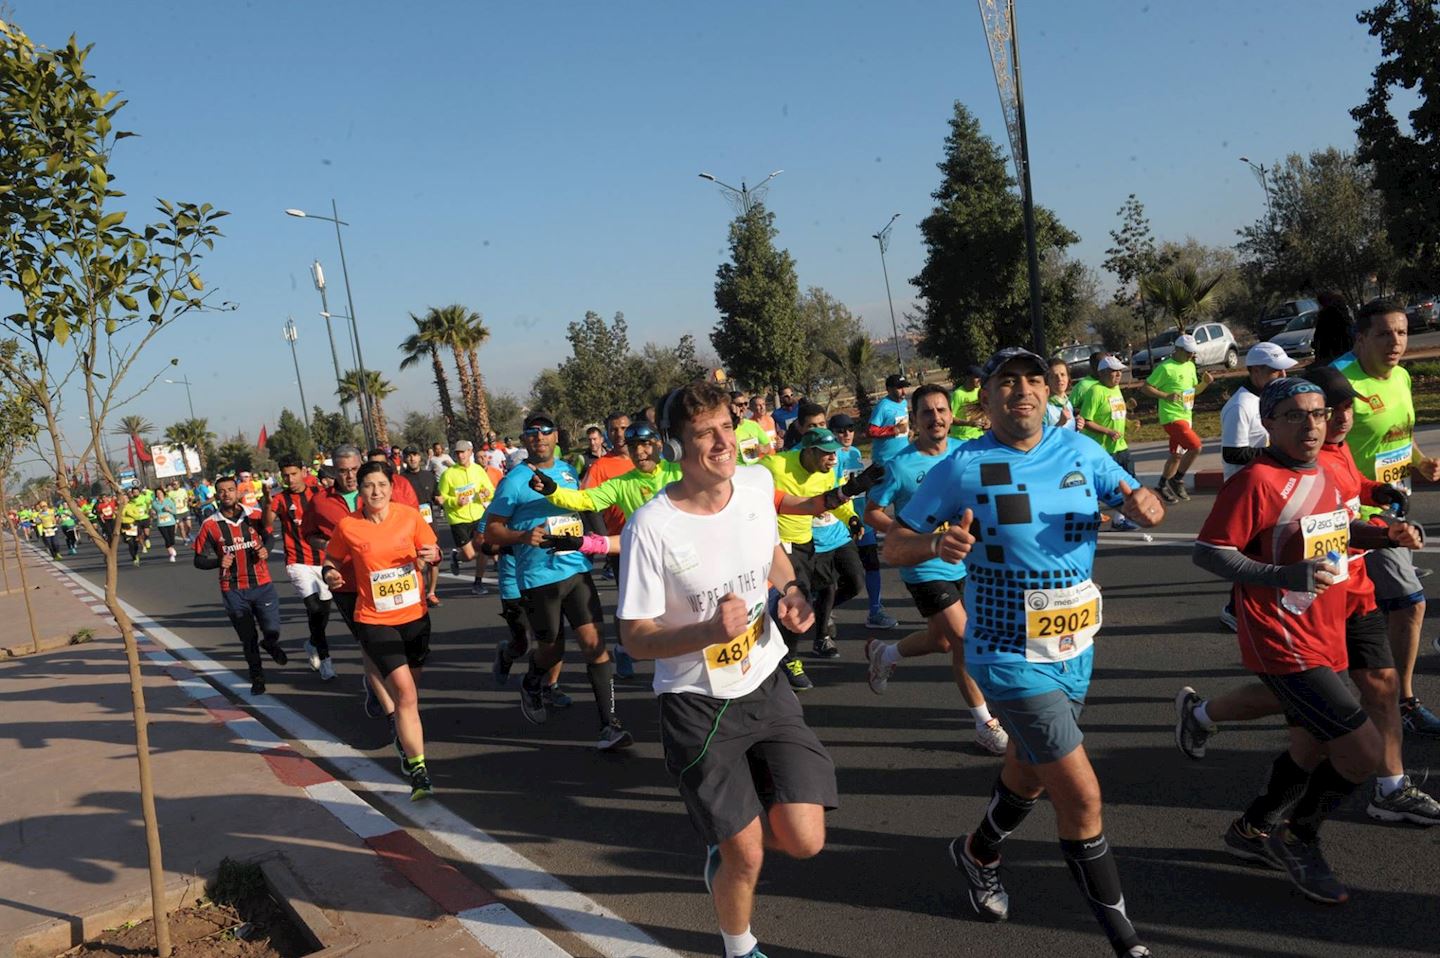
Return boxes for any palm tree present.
[457,313,492,436]
[428,304,491,436]
[822,335,878,422]
[112,414,155,483]
[399,312,458,442]
[338,370,397,448]
[163,418,214,474]
[1139,264,1226,334]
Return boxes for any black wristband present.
[779,579,800,596]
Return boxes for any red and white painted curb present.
[27,545,684,958]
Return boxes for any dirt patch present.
[57,889,313,958]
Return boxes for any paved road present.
[53,488,1440,958]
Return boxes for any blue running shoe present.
[614,645,636,680]
[1402,697,1440,737]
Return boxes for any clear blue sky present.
[9,0,1388,442]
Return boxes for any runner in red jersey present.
[265,456,336,681]
[1191,378,1387,905]
[194,475,288,695]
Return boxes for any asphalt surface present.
[53,487,1440,958]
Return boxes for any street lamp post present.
[1238,155,1273,216]
[309,261,353,424]
[163,377,196,419]
[872,213,905,376]
[282,318,311,430]
[286,201,374,448]
[697,169,784,214]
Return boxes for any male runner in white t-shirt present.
[618,380,834,958]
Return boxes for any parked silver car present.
[1267,309,1319,359]
[1129,322,1240,375]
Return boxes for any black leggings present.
[302,593,332,657]
[813,543,865,634]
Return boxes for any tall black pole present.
[332,199,375,449]
[1009,0,1045,357]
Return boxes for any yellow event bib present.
[455,483,476,507]
[1024,580,1101,663]
[1181,388,1195,412]
[370,564,421,612]
[418,502,434,524]
[703,605,769,695]
[739,436,762,465]
[1108,395,1126,422]
[1374,444,1411,486]
[1299,509,1350,581]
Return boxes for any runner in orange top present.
[322,460,440,801]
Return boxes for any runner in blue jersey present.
[831,413,896,630]
[862,383,1008,755]
[481,512,570,707]
[485,410,631,751]
[884,347,1164,958]
[866,372,911,463]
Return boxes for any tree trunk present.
[371,399,390,449]
[5,508,40,653]
[466,348,491,436]
[450,345,478,431]
[430,348,457,443]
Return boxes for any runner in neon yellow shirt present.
[438,440,497,594]
[949,366,984,440]
[1141,334,1214,503]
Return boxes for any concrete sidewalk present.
[0,542,511,958]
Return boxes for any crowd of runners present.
[9,297,1440,958]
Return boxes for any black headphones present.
[657,387,685,462]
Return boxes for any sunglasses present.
[521,425,557,437]
[625,425,659,442]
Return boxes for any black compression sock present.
[968,776,1039,864]
[587,659,617,726]
[1059,834,1141,956]
[1289,759,1361,842]
[1242,751,1312,831]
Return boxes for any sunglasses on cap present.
[521,424,557,437]
[625,423,659,442]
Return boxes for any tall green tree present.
[1101,194,1170,347]
[910,102,1085,374]
[1139,263,1226,334]
[399,311,457,442]
[1353,0,1440,288]
[310,406,360,454]
[265,408,314,464]
[0,22,228,954]
[215,433,255,474]
[821,334,880,421]
[793,287,865,399]
[711,204,804,392]
[337,370,396,448]
[557,310,637,428]
[396,409,446,450]
[1235,148,1396,306]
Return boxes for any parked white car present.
[1129,322,1240,375]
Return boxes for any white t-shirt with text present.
[1220,385,1266,480]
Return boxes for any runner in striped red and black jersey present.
[267,458,335,679]
[193,475,288,695]
[266,475,323,566]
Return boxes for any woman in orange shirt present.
[322,460,440,801]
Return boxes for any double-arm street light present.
[1238,155,1273,217]
[163,376,195,419]
[282,318,311,430]
[285,200,375,449]
[872,213,905,376]
[309,261,353,425]
[697,169,784,213]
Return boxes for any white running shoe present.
[318,658,336,681]
[304,640,322,672]
[864,637,895,695]
[975,718,1009,756]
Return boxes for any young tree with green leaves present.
[557,310,638,427]
[911,102,1085,375]
[711,203,804,393]
[0,20,230,956]
[309,406,360,455]
[264,408,314,465]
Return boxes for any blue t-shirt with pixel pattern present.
[489,462,591,591]
[898,427,1136,699]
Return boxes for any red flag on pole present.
[256,425,268,450]
[133,435,152,463]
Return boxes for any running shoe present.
[131,556,140,566]
[600,565,616,580]
[975,719,1009,756]
[167,554,175,563]
[362,675,384,719]
[864,637,895,695]
[948,835,1008,922]
[614,645,636,680]
[1219,604,1238,633]
[318,658,336,682]
[1366,777,1440,826]
[542,684,572,709]
[471,580,490,597]
[728,949,768,958]
[703,844,721,893]
[865,608,898,630]
[1174,686,1215,760]
[406,760,433,801]
[261,638,288,666]
[1222,817,1276,867]
[1169,477,1191,501]
[519,674,548,725]
[1124,948,1153,958]
[492,641,514,686]
[1401,697,1440,737]
[427,593,441,607]
[1433,634,1440,657]
[1265,826,1348,904]
[249,677,266,696]
[812,632,840,659]
[1110,513,1139,532]
[596,721,634,751]
[1156,482,1178,504]
[449,549,461,576]
[304,640,322,672]
[782,654,813,691]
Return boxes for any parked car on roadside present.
[1053,342,1105,381]
[1267,309,1319,359]
[1257,298,1320,339]
[1129,322,1240,375]
[1406,294,1437,332]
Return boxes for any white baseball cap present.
[1098,355,1128,372]
[1244,341,1298,370]
[1173,334,1199,354]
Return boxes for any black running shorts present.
[1345,608,1393,672]
[353,614,431,678]
[449,520,479,550]
[1257,667,1368,743]
[905,578,966,619]
[523,571,603,645]
[660,667,838,846]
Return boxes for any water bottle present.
[1281,550,1342,615]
